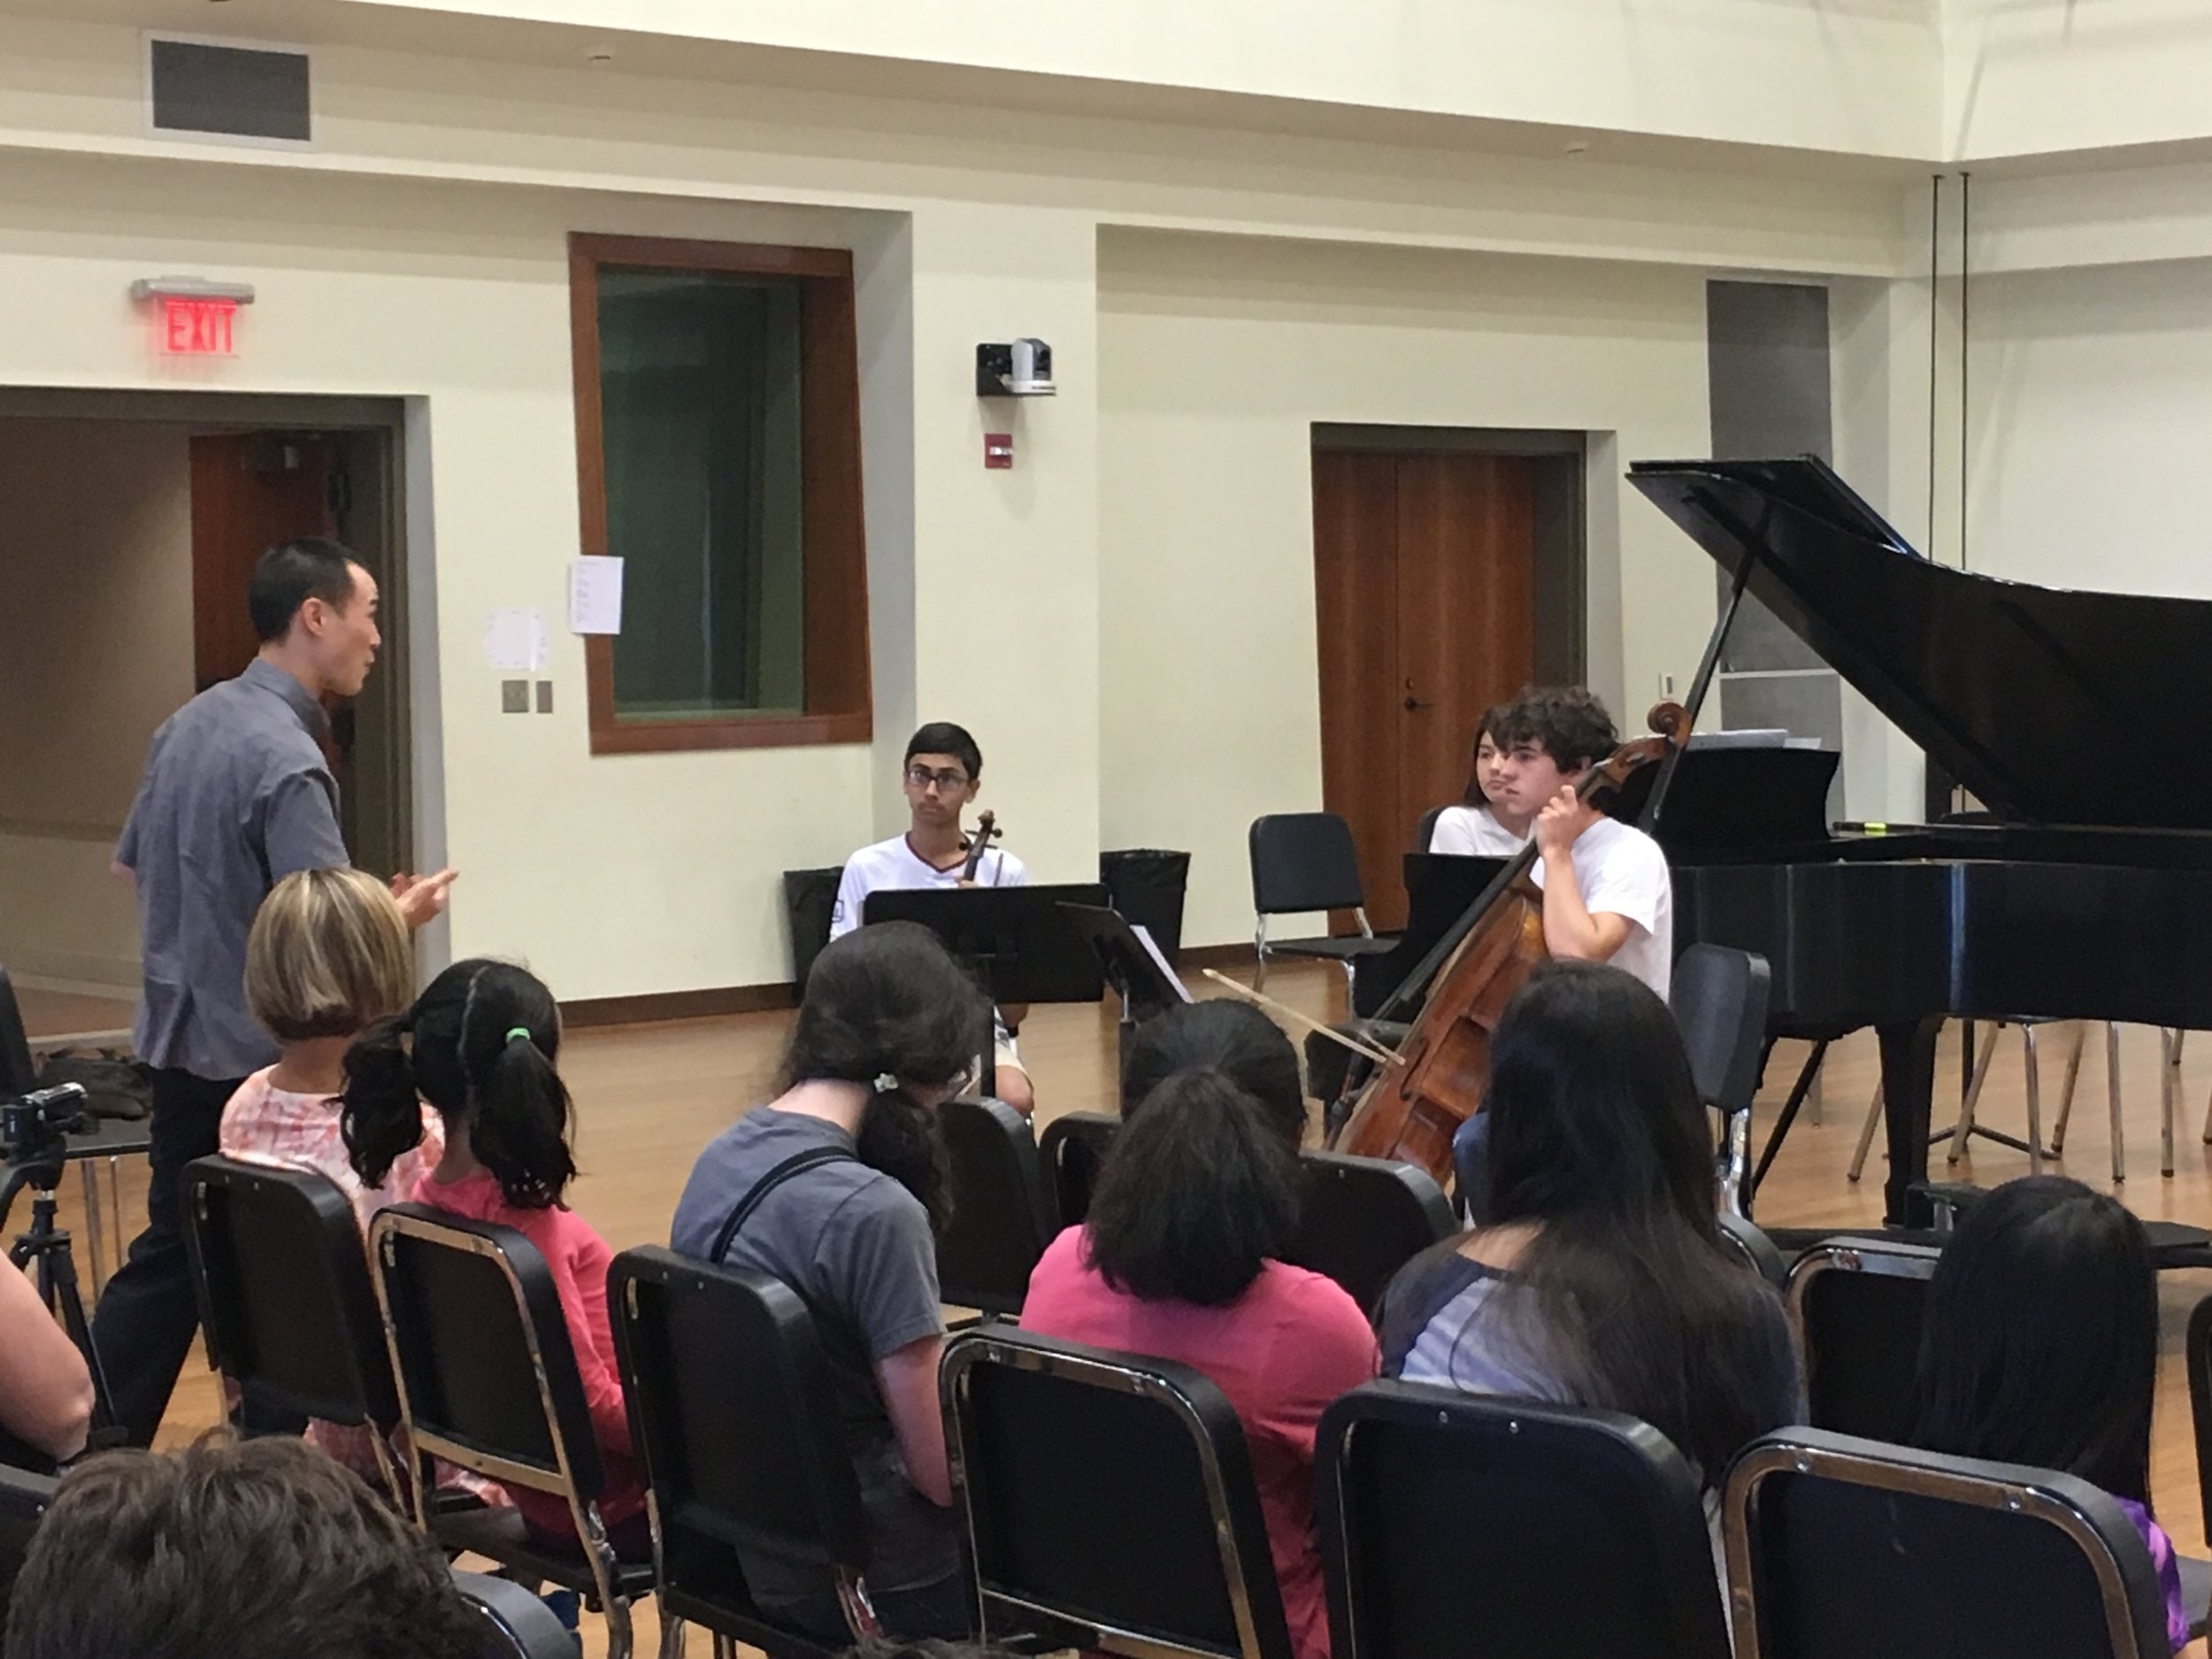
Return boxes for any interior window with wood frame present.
[570,233,871,753]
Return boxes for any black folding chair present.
[1724,1427,2170,1658]
[367,1205,654,1659]
[1669,944,1772,1216]
[1248,814,1397,993]
[610,1247,879,1659]
[1286,1151,1455,1316]
[180,1156,407,1502]
[941,1325,1292,1659]
[1786,1236,1940,1444]
[1717,1213,1789,1293]
[1317,1381,1730,1659]
[1037,1110,1118,1230]
[936,1097,1058,1317]
[0,1462,57,1627]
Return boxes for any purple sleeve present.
[2114,1497,2188,1652]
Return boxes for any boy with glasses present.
[831,722,1034,1113]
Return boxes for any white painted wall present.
[1097,230,1714,947]
[1943,0,2212,161]
[0,419,193,987]
[349,0,1943,160]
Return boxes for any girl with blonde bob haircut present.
[226,868,441,1227]
[220,869,470,1493]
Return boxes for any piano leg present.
[1878,1016,1945,1226]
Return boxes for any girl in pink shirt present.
[343,958,643,1555]
[1023,1002,1379,1659]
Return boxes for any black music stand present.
[862,885,1111,1095]
[1058,902,1192,1077]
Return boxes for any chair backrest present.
[1724,1427,2168,1659]
[1413,804,1448,853]
[0,966,36,1098]
[181,1156,400,1433]
[1037,1110,1119,1230]
[1671,945,1771,1116]
[1286,1151,1455,1316]
[936,1097,1057,1317]
[452,1568,585,1658]
[1786,1238,1942,1443]
[1717,1212,1789,1293]
[1317,1381,1730,1659]
[2184,1292,2212,1557]
[1248,814,1366,917]
[367,1204,603,1510]
[609,1248,869,1640]
[941,1326,1293,1659]
[0,1463,58,1624]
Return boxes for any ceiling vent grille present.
[147,36,311,143]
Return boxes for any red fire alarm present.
[984,432,1014,470]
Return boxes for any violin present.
[958,810,1001,884]
[1331,702,1692,1186]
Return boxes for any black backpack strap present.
[708,1145,857,1265]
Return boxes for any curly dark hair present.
[4,1433,488,1659]
[1488,686,1619,772]
[1119,999,1304,1139]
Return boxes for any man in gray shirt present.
[96,538,455,1445]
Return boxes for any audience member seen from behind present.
[2,1432,487,1659]
[0,1260,92,1471]
[1024,1001,1378,1659]
[225,868,439,1228]
[1428,705,1530,856]
[343,958,642,1553]
[1377,961,1798,1491]
[1912,1175,2187,1652]
[671,922,990,1642]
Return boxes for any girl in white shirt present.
[1427,710,1532,856]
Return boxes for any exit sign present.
[159,296,237,356]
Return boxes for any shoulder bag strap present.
[708,1144,858,1265]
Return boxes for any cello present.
[958,810,1001,883]
[1331,701,1692,1185]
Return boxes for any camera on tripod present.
[1,1084,90,1170]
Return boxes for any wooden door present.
[189,433,336,691]
[1313,450,1537,933]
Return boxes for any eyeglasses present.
[904,765,971,791]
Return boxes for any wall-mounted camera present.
[976,338,1055,397]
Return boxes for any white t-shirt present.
[1428,804,1530,857]
[829,833,1030,941]
[1529,815,1674,1000]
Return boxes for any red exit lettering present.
[160,296,236,356]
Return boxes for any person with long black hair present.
[1024,1001,1377,1659]
[342,958,639,1553]
[1378,960,1796,1488]
[1913,1176,2186,1651]
[670,922,991,1642]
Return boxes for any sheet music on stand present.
[1057,902,1191,1025]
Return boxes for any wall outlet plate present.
[535,680,554,713]
[501,679,528,713]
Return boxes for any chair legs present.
[2047,1025,2089,1151]
[711,1637,737,1659]
[657,1612,686,1659]
[2112,1022,2127,1184]
[2023,1025,2044,1176]
[2162,1029,2183,1178]
[1947,1025,2001,1164]
[1847,1083,1884,1183]
[1253,918,1270,993]
[1719,1109,1751,1220]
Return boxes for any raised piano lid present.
[1628,455,2212,832]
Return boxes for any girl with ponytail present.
[1022,1001,1380,1659]
[342,958,642,1553]
[671,921,989,1643]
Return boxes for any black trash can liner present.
[782,866,844,988]
[1099,849,1191,966]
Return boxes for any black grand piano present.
[1626,457,2212,1225]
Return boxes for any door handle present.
[1403,696,1434,711]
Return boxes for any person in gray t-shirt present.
[670,922,989,1643]
[96,538,457,1446]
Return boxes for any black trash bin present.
[1099,849,1191,966]
[782,866,844,987]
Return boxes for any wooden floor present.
[42,963,2212,1656]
